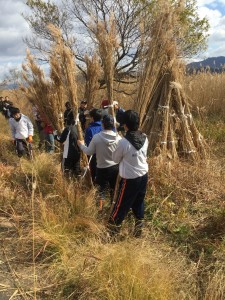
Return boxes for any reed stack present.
[135,0,207,160]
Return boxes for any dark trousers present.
[15,139,30,158]
[109,173,148,226]
[95,164,119,202]
[62,158,81,178]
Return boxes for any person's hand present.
[27,135,33,143]
[77,140,84,146]
[12,140,16,145]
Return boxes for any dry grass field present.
[0,71,225,299]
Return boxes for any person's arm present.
[112,139,124,163]
[78,137,96,156]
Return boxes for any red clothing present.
[43,124,53,134]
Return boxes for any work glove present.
[27,135,33,143]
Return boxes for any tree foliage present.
[24,0,209,85]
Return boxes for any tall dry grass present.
[185,70,225,118]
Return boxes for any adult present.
[84,108,102,181]
[55,119,81,178]
[78,115,121,209]
[78,100,88,131]
[9,107,34,158]
[64,101,74,127]
[108,110,149,238]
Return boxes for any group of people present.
[0,96,149,237]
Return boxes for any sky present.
[1,0,225,81]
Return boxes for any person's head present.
[89,108,102,122]
[10,107,21,120]
[80,100,87,109]
[0,96,3,102]
[113,100,119,110]
[123,110,139,131]
[102,114,114,130]
[65,101,71,109]
[5,96,9,100]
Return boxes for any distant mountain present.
[187,56,225,73]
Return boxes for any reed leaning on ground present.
[1,76,225,300]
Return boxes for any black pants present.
[95,164,119,202]
[109,173,148,226]
[62,158,81,178]
[15,139,30,158]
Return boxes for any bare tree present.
[24,0,209,91]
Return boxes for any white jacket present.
[112,137,148,179]
[9,114,34,139]
[79,130,121,168]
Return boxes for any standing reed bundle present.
[84,54,101,109]
[135,0,207,160]
[47,24,93,185]
[21,50,64,133]
[93,16,118,117]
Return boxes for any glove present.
[27,135,33,143]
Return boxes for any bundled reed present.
[135,0,207,160]
[84,54,101,109]
[21,50,64,133]
[93,16,118,117]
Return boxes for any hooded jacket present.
[84,121,102,146]
[9,114,34,140]
[79,130,122,168]
[112,130,148,179]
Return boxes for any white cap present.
[113,100,118,106]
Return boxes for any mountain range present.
[187,56,225,72]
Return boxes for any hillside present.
[187,56,225,72]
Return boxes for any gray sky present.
[1,0,225,81]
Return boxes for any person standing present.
[84,108,102,182]
[9,107,34,158]
[64,101,74,127]
[108,110,149,237]
[78,100,88,131]
[55,119,81,178]
[78,115,121,209]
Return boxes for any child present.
[9,107,34,158]
[55,120,81,178]
[108,110,149,237]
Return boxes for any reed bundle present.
[93,16,118,117]
[84,54,101,109]
[135,0,207,160]
[21,50,64,132]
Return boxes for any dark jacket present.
[78,107,86,131]
[64,108,74,126]
[84,121,102,146]
[55,125,80,162]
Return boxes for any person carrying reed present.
[108,110,149,238]
[78,115,121,211]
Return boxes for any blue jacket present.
[85,121,102,146]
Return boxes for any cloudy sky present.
[0,0,225,81]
